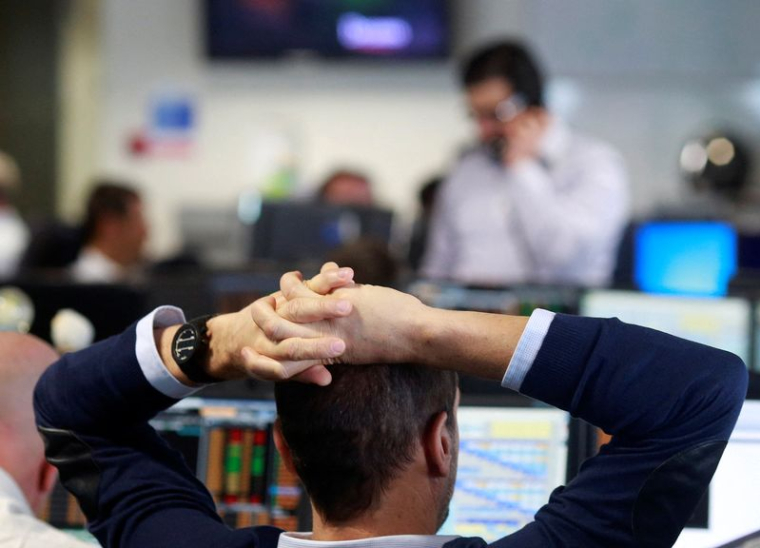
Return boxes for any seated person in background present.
[0,332,91,547]
[408,176,442,272]
[0,151,30,280]
[327,237,399,286]
[70,181,149,283]
[34,264,747,547]
[422,40,629,286]
[317,169,374,207]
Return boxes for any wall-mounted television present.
[205,0,450,60]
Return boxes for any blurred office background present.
[3,3,760,546]
[3,0,760,257]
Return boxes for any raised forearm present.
[410,307,529,381]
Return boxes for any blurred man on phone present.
[422,40,629,287]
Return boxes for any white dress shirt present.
[422,119,629,286]
[0,468,92,548]
[70,247,124,284]
[0,208,29,280]
[276,532,460,548]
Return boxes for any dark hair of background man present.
[461,40,545,108]
[81,181,140,244]
[274,364,458,523]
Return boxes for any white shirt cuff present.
[135,306,204,399]
[502,308,556,391]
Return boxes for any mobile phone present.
[495,94,527,123]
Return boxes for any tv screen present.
[205,0,450,60]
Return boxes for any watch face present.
[173,325,200,365]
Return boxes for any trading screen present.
[152,397,305,530]
[43,397,306,540]
[439,407,569,541]
[581,290,751,364]
[674,400,760,547]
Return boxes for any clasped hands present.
[215,262,426,386]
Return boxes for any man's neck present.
[310,470,443,541]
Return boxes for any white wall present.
[78,0,760,257]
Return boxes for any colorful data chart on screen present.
[440,407,568,541]
[581,290,751,364]
[151,398,304,531]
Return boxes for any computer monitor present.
[250,201,393,263]
[674,400,760,547]
[179,206,248,268]
[439,406,569,541]
[634,221,737,296]
[738,232,760,272]
[580,290,751,364]
[408,282,581,316]
[151,398,308,530]
[42,398,302,538]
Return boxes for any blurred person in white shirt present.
[422,40,629,286]
[70,181,148,284]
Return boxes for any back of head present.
[0,332,59,510]
[318,169,374,207]
[461,40,545,108]
[82,180,141,244]
[274,363,457,524]
[0,332,58,449]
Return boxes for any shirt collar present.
[0,467,33,517]
[278,532,460,548]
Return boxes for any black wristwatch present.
[171,315,218,384]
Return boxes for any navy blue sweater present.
[34,314,747,547]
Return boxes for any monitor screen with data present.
[580,290,751,364]
[439,407,569,541]
[674,400,760,547]
[151,398,307,530]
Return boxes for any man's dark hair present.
[82,181,140,243]
[274,363,458,523]
[461,40,545,108]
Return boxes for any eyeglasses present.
[470,94,527,124]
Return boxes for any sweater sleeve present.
[493,314,748,548]
[33,322,265,548]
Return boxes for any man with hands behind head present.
[35,264,746,547]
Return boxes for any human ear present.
[272,418,297,475]
[423,411,453,478]
[39,461,58,497]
